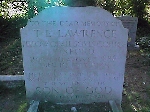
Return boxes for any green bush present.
[138,37,150,49]
[0,1,27,19]
[130,0,149,20]
[138,36,150,65]
[96,0,150,26]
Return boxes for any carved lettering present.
[66,87,74,94]
[21,8,127,103]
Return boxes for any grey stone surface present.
[0,75,24,81]
[20,7,128,105]
[27,100,39,112]
[109,100,123,112]
[116,16,138,47]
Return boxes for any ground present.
[123,50,150,111]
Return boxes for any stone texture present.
[116,16,138,47]
[20,7,128,105]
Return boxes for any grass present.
[121,49,150,112]
[0,81,28,112]
[0,38,23,75]
[122,88,150,111]
[0,16,27,75]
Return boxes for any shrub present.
[138,36,150,65]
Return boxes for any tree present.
[130,0,149,19]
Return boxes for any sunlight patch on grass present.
[17,102,27,112]
[131,91,140,98]
[127,94,134,101]
[131,104,138,111]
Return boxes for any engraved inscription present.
[21,7,127,104]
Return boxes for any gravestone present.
[116,16,138,47]
[20,7,128,106]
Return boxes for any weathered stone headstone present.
[20,7,128,105]
[116,16,138,47]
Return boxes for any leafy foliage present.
[138,36,150,65]
[96,0,150,18]
[0,0,149,22]
[130,0,149,19]
[0,1,27,19]
[96,0,116,14]
[138,37,150,50]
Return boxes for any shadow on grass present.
[122,87,150,112]
[0,81,28,112]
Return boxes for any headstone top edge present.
[22,6,127,30]
[116,16,138,22]
[116,15,138,18]
[27,6,113,20]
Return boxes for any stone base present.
[27,100,39,112]
[109,100,123,112]
[0,75,24,81]
[28,100,123,112]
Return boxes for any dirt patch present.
[122,50,150,111]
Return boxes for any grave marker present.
[20,7,128,105]
[116,16,138,47]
